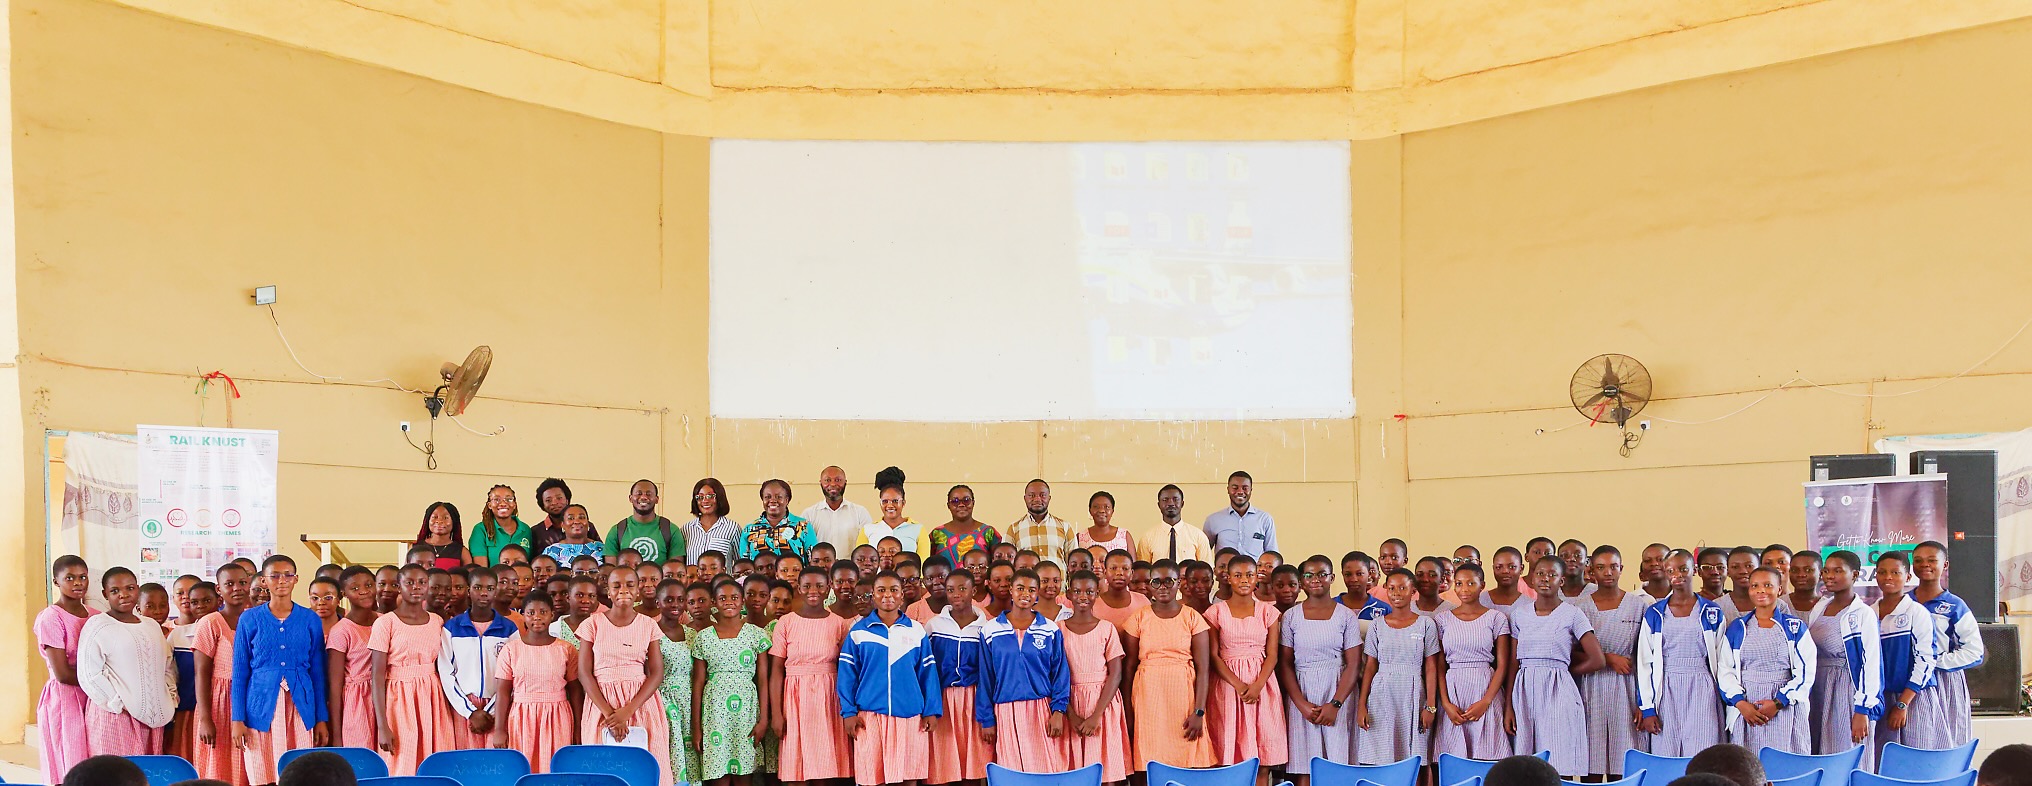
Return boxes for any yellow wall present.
[12,0,2032,743]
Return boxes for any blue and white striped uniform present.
[1878,593,1946,751]
[927,608,985,689]
[1636,596,1725,757]
[1915,590,1983,748]
[974,613,1070,727]
[1804,596,1881,765]
[838,613,943,719]
[1716,610,1815,752]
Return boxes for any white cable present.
[448,414,506,437]
[268,304,425,393]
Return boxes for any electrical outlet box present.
[253,285,277,305]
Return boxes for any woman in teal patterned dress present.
[692,578,770,785]
[654,580,699,785]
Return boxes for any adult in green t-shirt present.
[606,478,685,564]
[469,483,534,566]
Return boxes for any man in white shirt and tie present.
[1138,484,1212,564]
[801,465,872,551]
[1203,470,1278,559]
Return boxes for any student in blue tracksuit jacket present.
[1908,541,1983,749]
[1715,566,1814,754]
[976,567,1072,773]
[839,572,944,786]
[1875,550,1943,754]
[1634,549,1725,756]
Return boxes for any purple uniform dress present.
[1280,604,1362,775]
[1579,592,1649,775]
[1647,608,1722,756]
[1733,622,1810,754]
[1807,597,1880,771]
[1358,615,1439,764]
[1434,608,1512,760]
[1509,603,1593,777]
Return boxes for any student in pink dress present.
[195,562,254,786]
[772,566,854,786]
[578,567,673,786]
[1061,570,1132,786]
[35,555,97,786]
[1204,555,1288,781]
[371,564,457,776]
[326,566,381,750]
[491,590,581,772]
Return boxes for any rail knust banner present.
[135,425,280,585]
[1803,474,1947,602]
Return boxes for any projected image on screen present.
[709,140,1352,421]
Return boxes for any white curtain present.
[54,432,137,609]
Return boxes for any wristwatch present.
[1193,708,1206,717]
[1330,699,1345,708]
[1424,706,1438,713]
[1893,699,1909,709]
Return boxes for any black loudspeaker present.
[1810,454,1897,481]
[1966,623,2022,716]
[1911,450,2000,623]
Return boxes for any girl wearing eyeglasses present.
[1273,555,1363,786]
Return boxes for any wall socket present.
[400,421,411,433]
[253,285,277,305]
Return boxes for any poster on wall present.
[1802,474,1946,601]
[135,425,279,585]
[1877,428,2032,606]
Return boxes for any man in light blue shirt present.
[1202,470,1277,558]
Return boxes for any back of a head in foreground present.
[1671,775,1752,786]
[1486,754,1564,786]
[1688,744,1767,786]
[278,751,360,786]
[1980,744,2032,786]
[64,755,149,786]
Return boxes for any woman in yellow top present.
[856,466,925,556]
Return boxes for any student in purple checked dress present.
[1716,566,1814,755]
[1355,570,1439,765]
[1434,562,1512,761]
[1578,546,1650,778]
[1274,555,1363,786]
[1507,556,1604,778]
[1805,550,1881,769]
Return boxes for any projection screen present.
[709,140,1353,421]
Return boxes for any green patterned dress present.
[657,631,699,785]
[759,619,779,774]
[693,623,769,780]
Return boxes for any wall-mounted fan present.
[1570,353,1651,456]
[425,346,492,419]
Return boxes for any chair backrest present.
[1768,769,1824,786]
[417,749,533,786]
[1579,769,1646,786]
[124,755,199,786]
[1623,750,1691,786]
[1148,757,1258,786]
[1850,771,1977,786]
[1762,747,1863,786]
[278,746,393,779]
[986,762,1105,786]
[549,745,663,786]
[1877,742,1979,783]
[359,778,465,786]
[514,774,632,786]
[1438,751,1547,786]
[1311,756,1421,786]
[1446,779,1483,786]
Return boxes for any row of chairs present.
[979,740,1981,786]
[111,746,661,786]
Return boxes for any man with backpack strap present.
[604,478,687,564]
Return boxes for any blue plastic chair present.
[124,755,199,786]
[1878,741,1979,782]
[1446,779,1483,786]
[359,778,464,786]
[418,749,533,786]
[515,774,630,786]
[1850,772,1976,786]
[1311,756,1420,786]
[1762,747,1863,786]
[1149,757,1257,786]
[278,746,393,779]
[1623,750,1692,786]
[549,745,661,786]
[1769,770,1824,786]
[986,762,1104,786]
[1439,751,1548,786]
[1571,770,1645,786]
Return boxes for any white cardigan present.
[77,614,179,728]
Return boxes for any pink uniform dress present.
[770,612,854,782]
[34,605,97,786]
[326,618,378,749]
[1091,593,1149,630]
[1122,606,1216,771]
[494,636,579,773]
[1204,600,1289,767]
[369,613,457,776]
[1061,620,1133,783]
[576,613,673,786]
[192,612,248,786]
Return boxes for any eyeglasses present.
[1147,577,1180,586]
[947,498,974,505]
[1301,571,1333,579]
